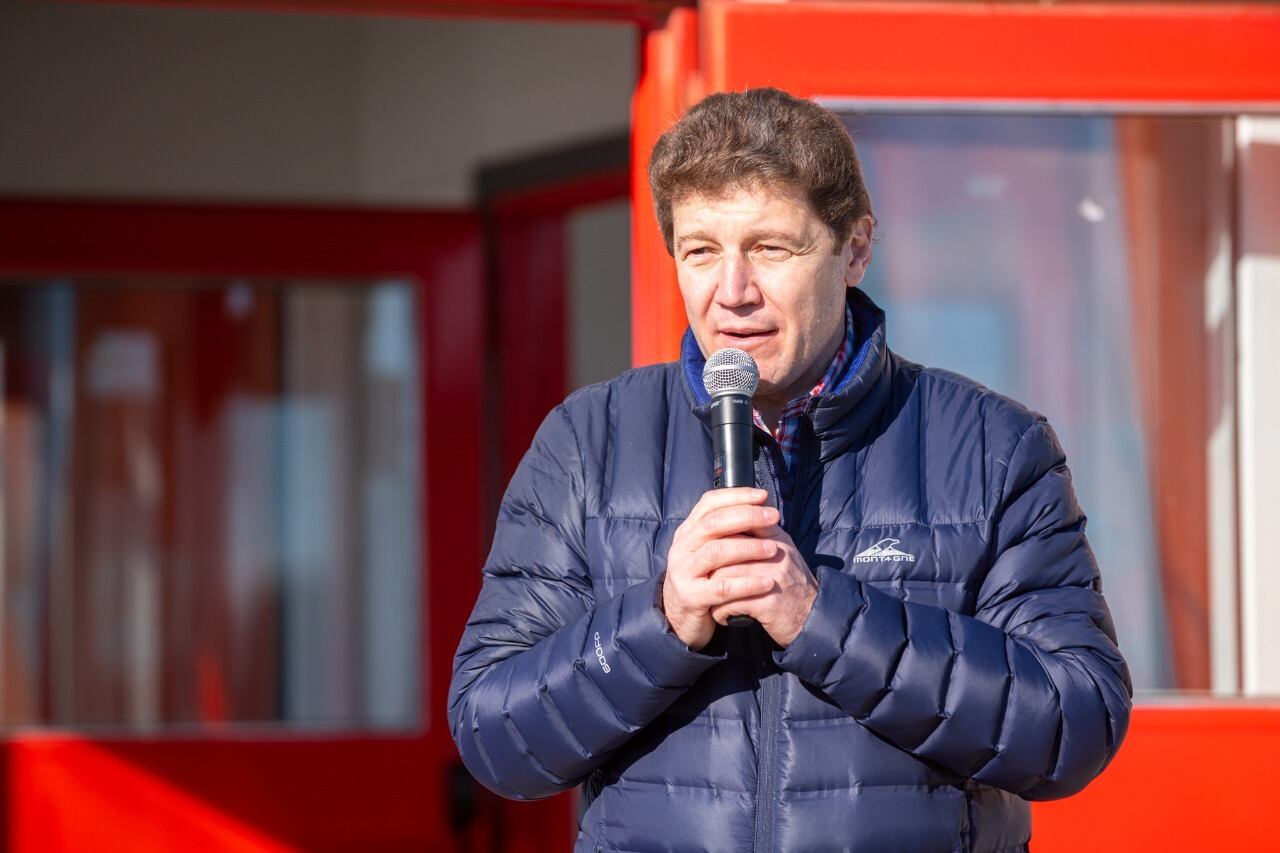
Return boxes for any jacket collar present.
[681,287,894,461]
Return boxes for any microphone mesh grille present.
[703,347,760,398]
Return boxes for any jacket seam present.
[827,518,989,531]
[994,420,1043,510]
[585,515,991,527]
[615,777,753,794]
[556,403,588,500]
[782,783,967,796]
[610,632,660,690]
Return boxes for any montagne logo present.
[851,538,917,563]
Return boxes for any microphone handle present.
[710,393,755,488]
[710,393,758,628]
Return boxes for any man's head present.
[648,87,876,414]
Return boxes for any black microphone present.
[703,348,761,628]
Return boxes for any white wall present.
[0,0,636,206]
[0,0,638,387]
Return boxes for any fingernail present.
[753,489,767,499]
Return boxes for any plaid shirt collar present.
[754,302,856,468]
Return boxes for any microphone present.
[703,348,759,487]
[702,348,761,628]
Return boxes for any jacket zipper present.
[754,638,780,853]
[753,438,784,853]
[754,428,783,516]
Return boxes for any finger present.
[691,504,779,547]
[695,571,775,608]
[707,561,779,596]
[706,559,778,581]
[751,522,792,543]
[711,592,769,625]
[682,488,770,532]
[711,605,746,626]
[692,537,779,577]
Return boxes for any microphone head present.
[703,347,760,399]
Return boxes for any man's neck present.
[754,320,847,434]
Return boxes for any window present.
[839,112,1236,694]
[0,278,422,728]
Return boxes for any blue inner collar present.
[681,291,878,408]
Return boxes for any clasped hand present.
[661,487,818,651]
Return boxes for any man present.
[449,87,1131,852]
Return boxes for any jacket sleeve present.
[773,417,1132,800]
[447,404,727,801]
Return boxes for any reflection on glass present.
[0,278,422,729]
[840,112,1234,693]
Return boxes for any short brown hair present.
[648,87,874,256]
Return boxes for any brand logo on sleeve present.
[851,538,917,563]
[593,631,611,673]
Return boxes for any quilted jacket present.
[448,288,1132,852]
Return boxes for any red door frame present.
[633,1,1280,365]
[630,3,1280,852]
[0,198,484,851]
[479,136,631,494]
[472,136,630,851]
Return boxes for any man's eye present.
[685,247,711,258]
[759,245,791,257]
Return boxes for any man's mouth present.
[719,328,777,346]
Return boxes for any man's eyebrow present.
[675,228,801,247]
[674,230,716,247]
[746,229,802,244]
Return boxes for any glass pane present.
[568,198,631,390]
[837,112,1234,694]
[0,278,422,729]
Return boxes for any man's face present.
[672,182,872,410]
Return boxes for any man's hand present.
[708,524,816,648]
[662,488,781,651]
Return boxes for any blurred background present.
[0,0,1277,850]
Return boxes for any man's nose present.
[714,254,762,308]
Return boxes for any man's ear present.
[843,215,874,288]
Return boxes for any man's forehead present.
[673,179,804,208]
[672,183,818,237]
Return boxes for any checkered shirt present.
[753,303,856,487]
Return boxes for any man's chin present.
[754,376,790,402]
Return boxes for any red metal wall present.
[630,4,1280,850]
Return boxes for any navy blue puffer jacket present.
[449,289,1132,852]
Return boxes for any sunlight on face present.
[672,183,871,415]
